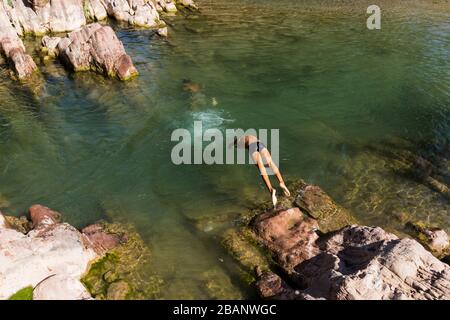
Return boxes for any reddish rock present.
[115,54,138,80]
[251,208,319,272]
[29,204,61,228]
[0,3,37,78]
[9,48,37,79]
[254,221,450,300]
[82,223,126,254]
[58,23,138,80]
[255,271,297,300]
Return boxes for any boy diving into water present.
[231,135,291,207]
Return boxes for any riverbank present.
[1,179,449,300]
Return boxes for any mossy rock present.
[201,267,244,300]
[291,179,356,232]
[4,215,32,234]
[221,227,271,284]
[81,222,163,299]
[248,179,357,233]
[405,220,450,258]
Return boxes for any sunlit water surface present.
[0,0,449,298]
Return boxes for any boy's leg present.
[260,149,284,184]
[252,151,273,193]
[261,149,291,196]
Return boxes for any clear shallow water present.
[0,0,449,298]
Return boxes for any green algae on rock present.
[3,215,31,234]
[292,180,356,233]
[221,228,272,284]
[201,267,244,300]
[8,286,34,300]
[81,222,162,300]
[406,220,449,259]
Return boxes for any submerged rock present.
[293,180,356,233]
[0,194,9,209]
[406,220,449,258]
[221,228,271,283]
[336,139,449,235]
[201,267,244,300]
[54,23,138,80]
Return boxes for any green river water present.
[0,0,449,298]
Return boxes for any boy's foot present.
[280,182,291,197]
[271,189,277,208]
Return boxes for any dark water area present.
[0,0,449,298]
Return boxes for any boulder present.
[7,0,46,35]
[3,0,86,34]
[0,3,37,78]
[293,181,356,232]
[103,0,162,28]
[29,204,61,228]
[41,36,62,57]
[251,208,319,272]
[8,47,37,78]
[84,0,108,21]
[3,215,31,234]
[255,221,450,300]
[46,0,86,33]
[82,223,127,254]
[255,271,297,300]
[0,208,97,300]
[57,23,138,80]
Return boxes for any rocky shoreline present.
[0,178,449,300]
[195,180,450,300]
[0,204,154,300]
[0,0,197,80]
